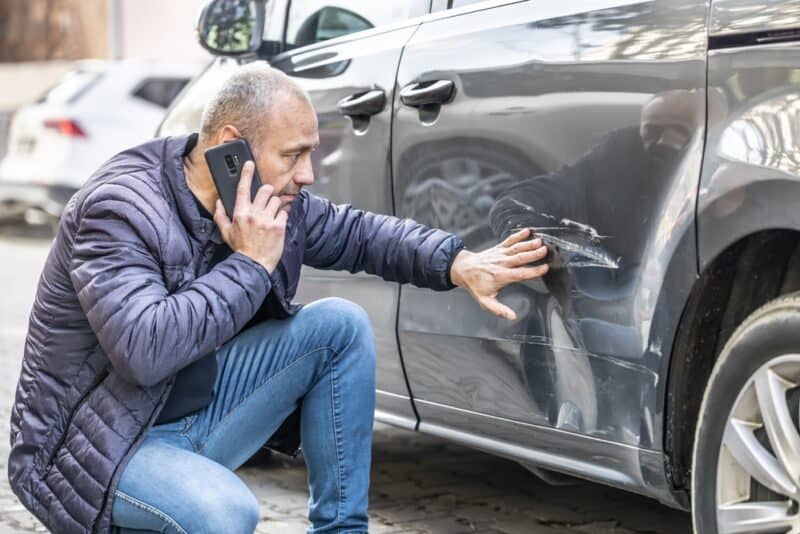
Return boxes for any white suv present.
[0,59,202,224]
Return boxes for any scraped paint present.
[509,224,620,269]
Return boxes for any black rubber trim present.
[709,27,800,50]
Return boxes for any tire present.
[692,292,800,533]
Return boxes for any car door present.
[269,0,429,428]
[393,0,709,450]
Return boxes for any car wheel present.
[693,292,800,533]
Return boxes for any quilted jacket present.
[7,133,464,533]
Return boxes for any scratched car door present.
[269,1,429,428]
[393,0,708,450]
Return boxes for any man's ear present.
[216,124,243,144]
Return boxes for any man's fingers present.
[479,296,517,321]
[506,246,547,267]
[213,198,230,233]
[501,227,533,248]
[507,238,542,255]
[506,263,550,282]
[252,183,274,212]
[264,195,282,219]
[275,207,288,226]
[234,160,255,214]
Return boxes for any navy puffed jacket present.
[8,133,464,532]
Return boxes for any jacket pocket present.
[43,366,110,474]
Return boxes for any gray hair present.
[199,61,310,149]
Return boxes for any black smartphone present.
[204,138,262,219]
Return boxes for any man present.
[8,62,548,533]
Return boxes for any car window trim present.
[423,0,646,24]
[428,0,527,21]
[281,0,292,47]
[270,20,422,62]
[269,1,432,62]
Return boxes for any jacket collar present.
[162,133,224,245]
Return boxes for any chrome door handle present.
[336,89,386,116]
[399,80,455,107]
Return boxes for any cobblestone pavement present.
[0,227,692,533]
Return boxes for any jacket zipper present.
[44,367,110,473]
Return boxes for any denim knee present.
[182,484,260,534]
[307,298,374,350]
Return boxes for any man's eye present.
[287,153,300,163]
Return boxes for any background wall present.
[0,0,108,61]
[0,0,210,63]
[0,0,211,156]
[117,0,210,62]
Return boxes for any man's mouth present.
[280,186,302,202]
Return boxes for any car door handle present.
[399,80,455,107]
[337,89,386,117]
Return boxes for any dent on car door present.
[269,1,429,428]
[394,0,708,451]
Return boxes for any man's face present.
[249,93,319,211]
[639,89,700,160]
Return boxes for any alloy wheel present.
[717,354,800,533]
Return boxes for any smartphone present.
[204,138,262,219]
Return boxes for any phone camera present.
[224,154,237,175]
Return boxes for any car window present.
[133,78,191,109]
[157,58,241,137]
[37,69,104,105]
[284,1,429,49]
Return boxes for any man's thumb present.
[480,296,517,321]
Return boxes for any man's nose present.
[294,159,315,186]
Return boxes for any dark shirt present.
[155,168,233,425]
[154,134,284,425]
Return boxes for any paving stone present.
[372,501,455,524]
[367,518,427,534]
[492,519,577,534]
[400,515,511,534]
[255,518,309,534]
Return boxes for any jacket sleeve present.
[69,186,271,387]
[301,191,465,290]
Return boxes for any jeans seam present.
[114,489,188,534]
[196,345,337,455]
[331,353,346,523]
[180,413,197,435]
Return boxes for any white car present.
[0,59,203,224]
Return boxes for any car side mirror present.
[197,0,265,57]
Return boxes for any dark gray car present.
[160,1,800,531]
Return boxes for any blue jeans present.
[109,298,376,534]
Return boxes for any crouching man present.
[8,62,549,533]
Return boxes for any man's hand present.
[214,160,287,273]
[449,228,549,320]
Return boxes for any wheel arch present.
[663,226,800,503]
